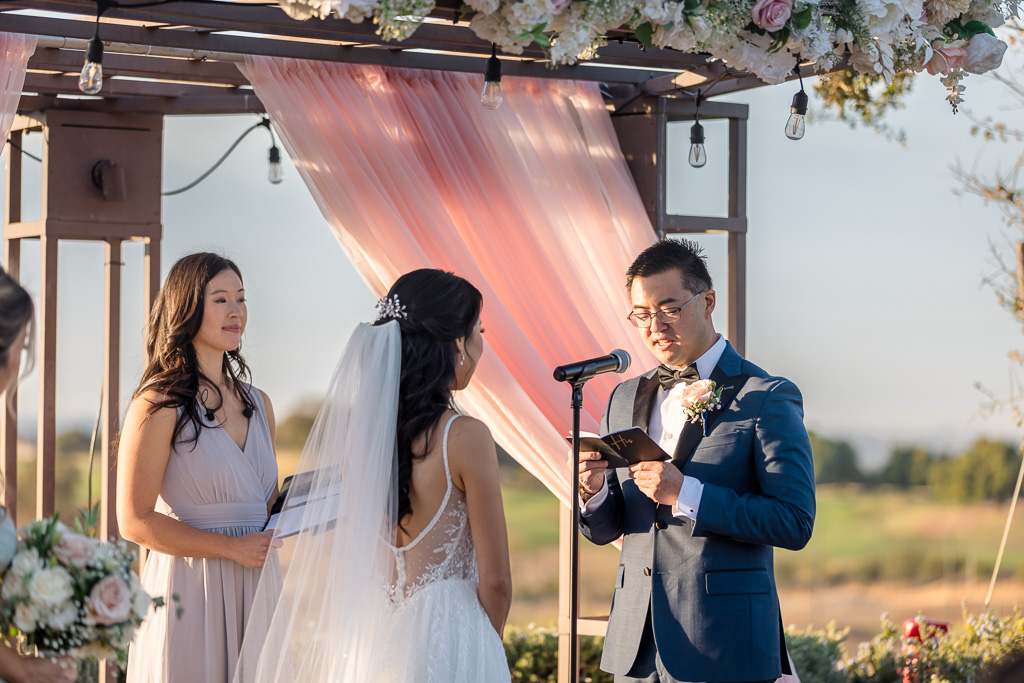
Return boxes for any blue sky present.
[4,51,1024,470]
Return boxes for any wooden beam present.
[101,239,120,541]
[23,71,241,98]
[0,8,717,81]
[17,93,266,115]
[0,237,19,524]
[37,233,57,520]
[29,47,249,86]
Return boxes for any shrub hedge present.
[504,608,1024,683]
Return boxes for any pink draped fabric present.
[242,58,657,503]
[0,33,35,145]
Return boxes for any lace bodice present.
[391,415,478,603]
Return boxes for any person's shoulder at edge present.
[126,388,178,425]
[445,413,495,455]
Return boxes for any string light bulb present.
[785,67,808,140]
[688,91,707,168]
[79,35,104,95]
[268,144,284,184]
[481,44,503,110]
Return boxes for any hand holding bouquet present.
[0,516,162,667]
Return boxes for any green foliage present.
[809,431,864,484]
[503,625,610,682]
[785,623,848,683]
[844,610,1024,683]
[74,502,99,538]
[881,446,934,488]
[502,611,1024,683]
[928,438,1021,502]
[813,70,915,144]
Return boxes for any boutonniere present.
[680,379,727,436]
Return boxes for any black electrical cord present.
[162,117,276,196]
[4,138,42,163]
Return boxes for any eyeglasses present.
[627,289,707,328]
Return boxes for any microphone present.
[553,349,631,383]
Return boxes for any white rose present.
[10,548,40,579]
[13,602,39,632]
[962,32,1007,74]
[45,602,78,630]
[27,567,74,608]
[129,574,152,620]
[967,0,1005,28]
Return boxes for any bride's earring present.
[460,353,466,366]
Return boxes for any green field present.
[20,442,1024,645]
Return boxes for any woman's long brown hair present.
[135,253,253,447]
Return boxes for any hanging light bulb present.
[785,66,809,140]
[481,44,503,110]
[786,89,808,140]
[267,144,284,184]
[688,120,707,168]
[688,90,706,168]
[79,36,104,95]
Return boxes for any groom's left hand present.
[629,462,683,506]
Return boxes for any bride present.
[236,269,512,682]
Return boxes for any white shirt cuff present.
[672,476,703,520]
[580,481,609,515]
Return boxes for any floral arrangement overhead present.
[278,0,1014,110]
[0,517,161,666]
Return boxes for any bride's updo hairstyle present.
[375,269,482,527]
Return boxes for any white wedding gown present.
[383,415,511,682]
[235,323,510,683]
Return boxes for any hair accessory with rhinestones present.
[375,294,407,322]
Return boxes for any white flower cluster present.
[0,518,159,667]
[278,0,1013,109]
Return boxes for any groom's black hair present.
[626,238,713,296]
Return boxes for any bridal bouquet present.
[0,516,161,666]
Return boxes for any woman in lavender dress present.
[118,253,280,683]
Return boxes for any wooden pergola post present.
[1,112,163,534]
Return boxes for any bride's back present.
[390,413,478,601]
[396,413,457,546]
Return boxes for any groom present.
[577,239,815,683]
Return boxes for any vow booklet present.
[566,427,670,469]
[265,469,342,538]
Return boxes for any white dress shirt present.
[581,334,727,520]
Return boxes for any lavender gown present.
[127,387,279,683]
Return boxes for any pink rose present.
[921,41,967,75]
[751,0,792,32]
[53,531,98,568]
[680,379,715,407]
[87,576,132,625]
[551,0,571,12]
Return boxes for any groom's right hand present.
[573,451,609,497]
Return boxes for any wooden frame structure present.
[0,2,764,680]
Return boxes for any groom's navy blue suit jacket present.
[579,342,816,683]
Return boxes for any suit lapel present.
[703,365,749,433]
[632,374,659,432]
[670,349,750,469]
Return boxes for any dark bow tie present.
[657,364,700,390]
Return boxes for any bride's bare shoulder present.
[445,414,498,473]
[446,414,493,446]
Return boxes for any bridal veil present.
[235,320,403,682]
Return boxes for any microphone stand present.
[568,379,585,683]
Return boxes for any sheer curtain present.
[242,58,657,503]
[0,33,35,148]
